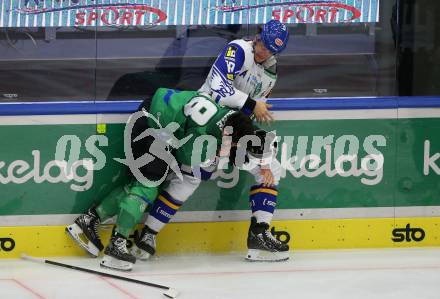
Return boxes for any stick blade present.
[163,288,179,298]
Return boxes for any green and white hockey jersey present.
[148,88,235,167]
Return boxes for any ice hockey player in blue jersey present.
[134,20,291,262]
[199,19,289,123]
[201,19,291,261]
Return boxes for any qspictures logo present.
[0,131,387,192]
[13,1,167,26]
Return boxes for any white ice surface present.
[1,248,440,299]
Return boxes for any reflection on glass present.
[0,1,412,102]
[0,27,97,102]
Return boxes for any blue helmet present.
[260,20,289,54]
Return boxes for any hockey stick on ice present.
[21,254,179,298]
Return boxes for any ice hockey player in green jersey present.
[132,20,291,263]
[66,88,254,271]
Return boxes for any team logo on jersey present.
[211,66,235,98]
[274,38,284,47]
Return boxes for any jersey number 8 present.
[184,96,218,126]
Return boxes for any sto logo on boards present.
[0,237,15,252]
[392,224,425,242]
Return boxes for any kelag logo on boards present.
[424,140,440,176]
[14,2,167,26]
[215,1,362,23]
[392,224,425,243]
[0,237,16,252]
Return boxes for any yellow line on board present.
[1,217,440,258]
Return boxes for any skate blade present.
[65,223,100,257]
[130,243,152,261]
[245,249,290,262]
[100,255,133,271]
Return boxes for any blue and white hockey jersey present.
[199,39,277,114]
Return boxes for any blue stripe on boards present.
[1,97,440,116]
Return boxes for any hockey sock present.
[115,182,158,238]
[115,194,148,238]
[95,185,127,222]
[249,184,278,224]
[146,190,183,233]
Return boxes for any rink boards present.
[1,217,440,258]
[1,97,440,257]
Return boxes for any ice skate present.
[131,226,157,261]
[246,217,290,262]
[65,207,104,257]
[100,231,136,271]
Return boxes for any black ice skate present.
[100,230,136,271]
[246,217,290,262]
[131,226,157,261]
[65,207,104,257]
